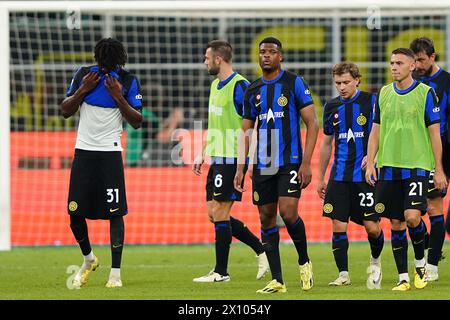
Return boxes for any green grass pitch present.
[0,242,449,300]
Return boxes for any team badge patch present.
[277,94,288,107]
[69,201,78,212]
[375,203,385,214]
[357,114,367,125]
[253,191,260,202]
[323,203,333,214]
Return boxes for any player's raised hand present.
[80,72,100,93]
[104,74,123,100]
[365,165,378,187]
[234,169,245,193]
[316,180,327,199]
[298,162,312,189]
[192,153,204,176]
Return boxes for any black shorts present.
[68,149,128,220]
[322,181,378,226]
[252,164,301,205]
[374,176,429,221]
[427,170,448,199]
[206,163,246,202]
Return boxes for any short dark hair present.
[410,37,435,56]
[206,40,233,63]
[94,38,127,72]
[259,37,282,50]
[332,61,362,79]
[391,47,415,60]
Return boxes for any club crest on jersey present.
[357,114,367,125]
[253,191,260,202]
[277,94,288,107]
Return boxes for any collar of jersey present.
[421,67,442,82]
[217,72,237,89]
[89,66,121,78]
[393,79,418,95]
[262,69,285,84]
[339,90,361,104]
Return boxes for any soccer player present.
[317,62,384,288]
[234,37,319,293]
[410,37,450,281]
[365,48,447,291]
[192,40,269,283]
[61,38,143,288]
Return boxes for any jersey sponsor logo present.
[277,94,288,107]
[357,114,367,125]
[209,105,223,116]
[332,121,341,126]
[255,101,263,107]
[323,203,333,214]
[287,189,297,193]
[428,187,436,192]
[135,94,142,100]
[68,201,78,212]
[109,208,120,213]
[364,212,376,217]
[213,192,222,197]
[338,128,364,142]
[433,107,440,113]
[304,89,311,95]
[259,109,284,122]
[411,201,422,206]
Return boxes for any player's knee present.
[390,219,406,231]
[259,213,276,229]
[405,215,421,228]
[278,204,298,224]
[427,199,443,216]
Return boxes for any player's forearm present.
[60,89,87,118]
[301,118,319,165]
[318,139,332,181]
[429,124,444,172]
[115,95,143,129]
[366,124,380,166]
[237,119,254,171]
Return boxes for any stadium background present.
[6,3,450,246]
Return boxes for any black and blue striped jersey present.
[418,68,450,138]
[323,91,375,182]
[243,69,314,169]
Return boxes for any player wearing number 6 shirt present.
[234,37,319,294]
[365,48,447,291]
[192,40,269,284]
[61,38,143,289]
[317,62,384,289]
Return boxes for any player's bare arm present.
[104,74,143,129]
[428,123,448,190]
[365,123,379,186]
[61,72,100,118]
[193,141,207,176]
[247,118,259,179]
[299,104,319,189]
[317,134,333,199]
[234,118,254,192]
